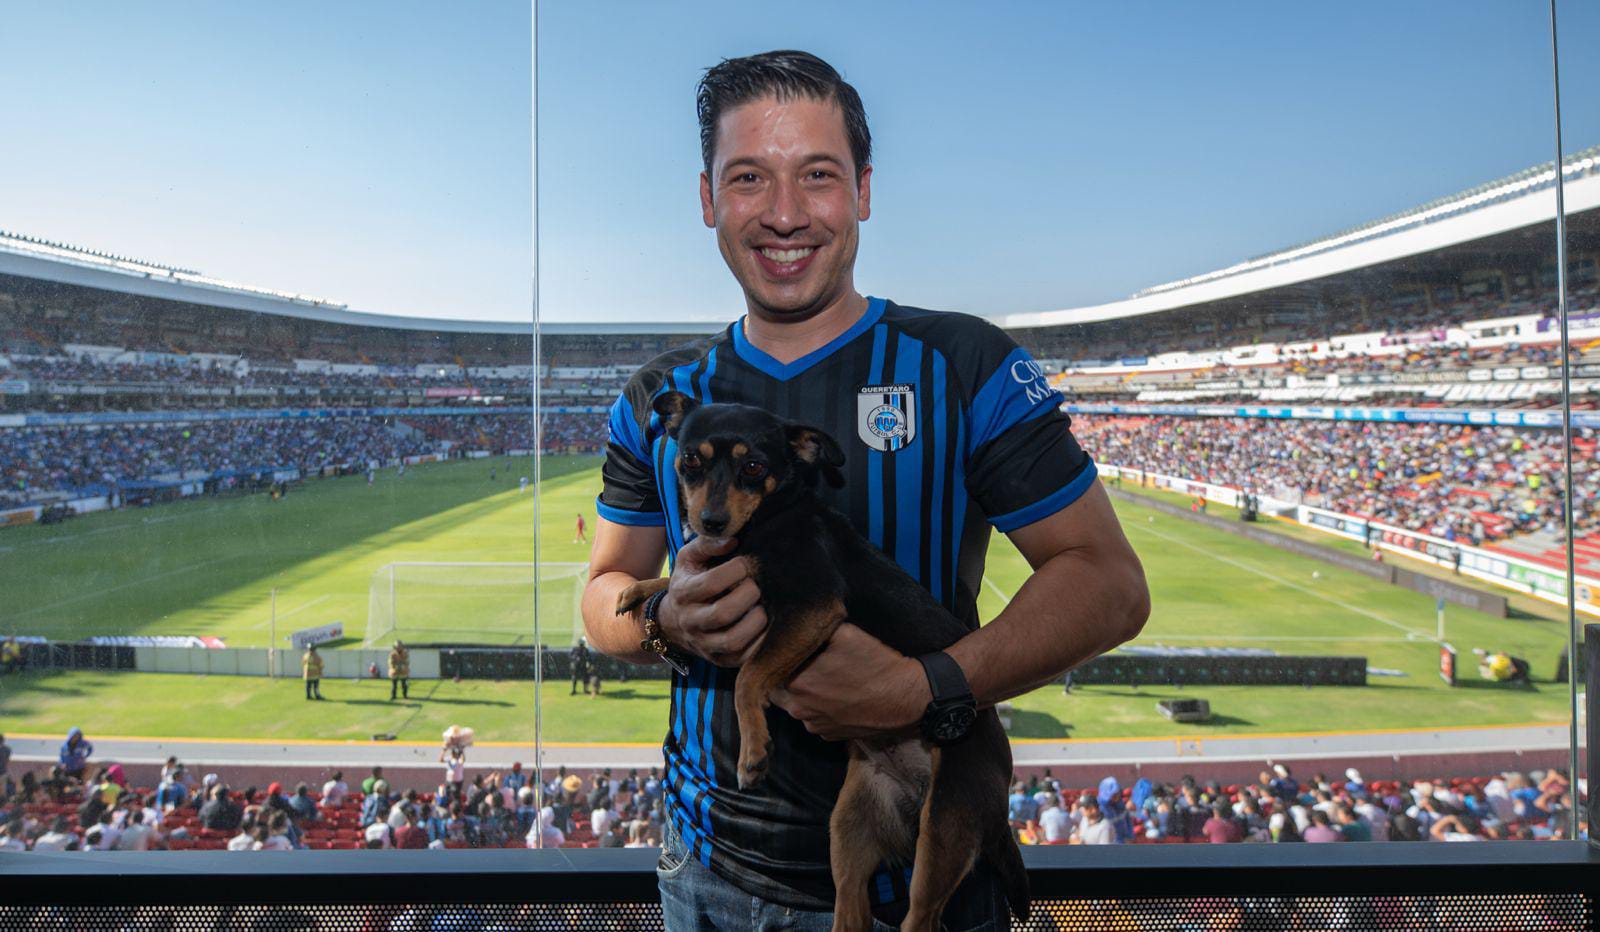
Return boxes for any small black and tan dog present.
[617,391,1027,932]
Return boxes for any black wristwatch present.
[916,651,977,745]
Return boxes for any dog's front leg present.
[613,577,669,617]
[734,598,845,789]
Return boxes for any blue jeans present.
[656,818,1008,931]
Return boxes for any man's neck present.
[742,291,870,365]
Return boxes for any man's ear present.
[652,391,698,438]
[786,423,846,488]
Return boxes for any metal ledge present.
[2,843,1596,906]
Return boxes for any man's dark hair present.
[696,50,871,180]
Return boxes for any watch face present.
[934,705,976,742]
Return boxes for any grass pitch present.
[0,457,1577,743]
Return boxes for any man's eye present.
[808,170,832,181]
[734,172,760,184]
[741,461,767,479]
[680,453,702,470]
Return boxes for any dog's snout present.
[699,511,729,536]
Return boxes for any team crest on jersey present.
[857,384,917,452]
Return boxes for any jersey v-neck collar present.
[729,296,886,382]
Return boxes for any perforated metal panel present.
[1,895,1592,931]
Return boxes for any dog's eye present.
[680,452,702,470]
[741,461,768,479]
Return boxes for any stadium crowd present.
[0,732,1578,853]
[3,354,536,396]
[0,418,434,505]
[0,412,607,507]
[1076,415,1599,545]
[0,735,666,854]
[1007,763,1581,846]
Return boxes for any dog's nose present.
[699,511,729,536]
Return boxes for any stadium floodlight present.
[363,561,588,648]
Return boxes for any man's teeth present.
[760,247,814,263]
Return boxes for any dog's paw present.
[737,741,772,789]
[614,582,657,617]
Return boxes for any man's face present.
[701,94,871,319]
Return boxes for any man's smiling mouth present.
[753,244,819,278]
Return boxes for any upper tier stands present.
[1077,415,1599,567]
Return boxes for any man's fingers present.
[675,535,737,571]
[672,554,750,604]
[705,606,768,666]
[706,578,761,629]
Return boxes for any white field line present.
[33,505,222,545]
[12,556,237,619]
[1130,520,1433,640]
[982,576,1013,606]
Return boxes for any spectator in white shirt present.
[115,810,158,851]
[386,800,410,833]
[591,802,614,840]
[528,807,565,849]
[1038,794,1073,843]
[364,818,394,849]
[88,812,122,851]
[227,813,259,851]
[1072,798,1116,845]
[31,817,79,852]
[255,812,294,851]
[0,821,27,851]
[321,771,349,809]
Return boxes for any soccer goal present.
[363,561,588,647]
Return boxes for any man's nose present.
[699,511,729,536]
[762,177,809,235]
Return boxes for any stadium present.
[1,145,1595,926]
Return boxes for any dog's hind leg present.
[734,598,845,789]
[829,748,892,932]
[901,746,981,932]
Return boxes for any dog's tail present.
[986,827,1030,922]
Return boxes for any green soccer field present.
[1,455,600,649]
[0,457,1577,742]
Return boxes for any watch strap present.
[916,651,972,704]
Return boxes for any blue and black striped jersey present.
[597,297,1095,910]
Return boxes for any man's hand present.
[659,536,769,668]
[771,623,929,741]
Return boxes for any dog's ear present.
[652,391,698,438]
[786,423,846,488]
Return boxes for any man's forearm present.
[946,548,1147,708]
[580,572,662,666]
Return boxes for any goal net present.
[363,561,588,647]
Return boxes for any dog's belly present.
[851,737,933,862]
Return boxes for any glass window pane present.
[540,4,1581,876]
[1,5,531,853]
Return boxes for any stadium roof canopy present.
[997,146,1600,331]
[0,230,715,337]
[5,145,1597,338]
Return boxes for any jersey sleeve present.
[962,323,1095,532]
[596,384,666,527]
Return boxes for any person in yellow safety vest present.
[303,646,325,701]
[388,641,411,701]
[0,636,21,674]
[1473,648,1530,685]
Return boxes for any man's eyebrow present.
[719,153,849,179]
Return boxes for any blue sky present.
[2,3,1595,325]
[0,2,531,321]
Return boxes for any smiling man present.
[582,50,1149,931]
